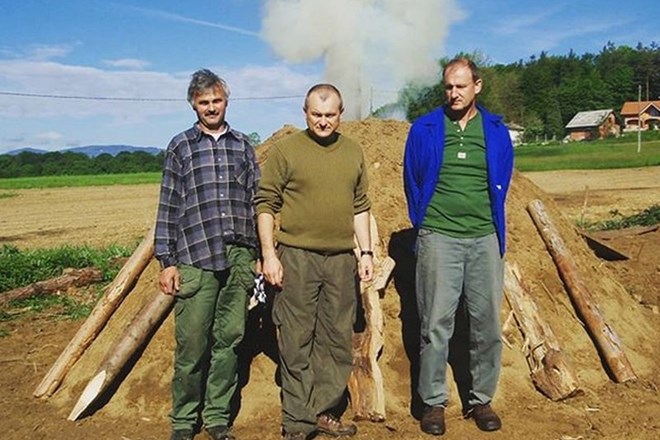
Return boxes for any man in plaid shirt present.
[155,69,259,440]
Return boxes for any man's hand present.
[159,266,181,295]
[359,254,374,282]
[261,254,284,288]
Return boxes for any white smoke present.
[261,0,464,119]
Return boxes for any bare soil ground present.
[1,120,659,440]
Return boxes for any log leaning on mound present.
[347,214,395,422]
[527,199,637,383]
[68,290,174,420]
[504,262,581,400]
[0,267,102,307]
[33,225,156,399]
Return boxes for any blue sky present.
[0,0,657,154]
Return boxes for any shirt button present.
[220,193,225,197]
[221,212,226,217]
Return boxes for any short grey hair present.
[187,69,230,104]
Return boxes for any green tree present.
[248,132,261,147]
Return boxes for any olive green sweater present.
[255,130,371,252]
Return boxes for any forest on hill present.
[396,42,660,142]
[0,150,165,178]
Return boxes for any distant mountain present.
[4,145,162,157]
[5,147,49,155]
[65,145,162,157]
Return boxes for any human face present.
[443,64,482,116]
[192,86,228,133]
[304,91,343,140]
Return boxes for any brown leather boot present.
[316,413,357,437]
[420,405,446,435]
[468,404,502,432]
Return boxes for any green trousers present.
[170,245,255,431]
[273,245,358,435]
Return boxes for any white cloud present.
[34,131,64,142]
[0,58,319,151]
[25,44,76,61]
[103,58,151,70]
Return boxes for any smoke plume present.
[261,0,464,119]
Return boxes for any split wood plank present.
[504,262,581,400]
[348,214,392,422]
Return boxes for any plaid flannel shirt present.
[155,124,259,271]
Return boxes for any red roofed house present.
[565,109,620,141]
[620,100,660,131]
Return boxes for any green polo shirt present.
[422,111,495,237]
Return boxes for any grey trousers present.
[415,230,504,408]
[273,245,358,435]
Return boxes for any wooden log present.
[504,262,581,400]
[68,290,174,420]
[348,214,391,422]
[0,267,102,307]
[527,199,637,383]
[33,225,156,398]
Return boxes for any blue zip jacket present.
[403,104,514,256]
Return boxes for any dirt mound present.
[11,119,660,440]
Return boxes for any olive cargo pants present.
[170,245,255,431]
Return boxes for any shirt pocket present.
[232,155,249,187]
[176,264,203,298]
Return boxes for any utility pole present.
[637,84,642,153]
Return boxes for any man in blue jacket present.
[403,57,514,436]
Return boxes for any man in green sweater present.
[255,84,373,440]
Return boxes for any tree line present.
[0,150,165,178]
[397,42,660,142]
[0,131,263,178]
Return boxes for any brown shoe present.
[206,425,235,440]
[169,429,194,440]
[420,405,445,435]
[468,404,501,432]
[316,413,357,437]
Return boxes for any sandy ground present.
[1,120,659,440]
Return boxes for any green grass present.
[0,243,136,323]
[515,138,660,172]
[0,191,18,199]
[580,204,660,231]
[0,243,134,292]
[0,172,161,189]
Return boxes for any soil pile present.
[4,118,659,440]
